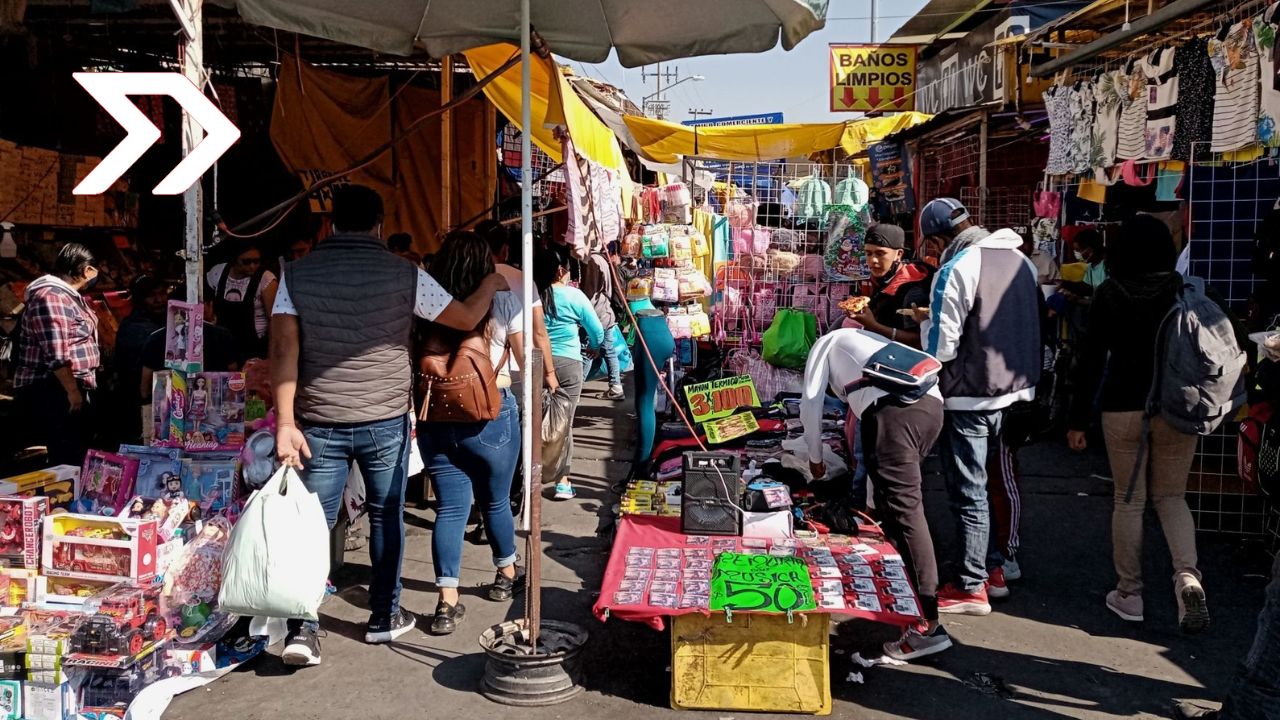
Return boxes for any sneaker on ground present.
[430,601,466,636]
[883,625,953,661]
[988,567,1010,600]
[489,567,527,602]
[605,385,626,400]
[1175,573,1210,634]
[554,482,577,500]
[282,624,322,666]
[365,609,416,644]
[1003,556,1022,581]
[1106,589,1144,622]
[937,584,991,616]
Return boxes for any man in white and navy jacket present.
[916,198,1042,616]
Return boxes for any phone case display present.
[182,458,235,515]
[0,495,48,568]
[823,204,872,282]
[74,452,139,517]
[163,300,203,373]
[42,515,159,584]
[183,372,247,452]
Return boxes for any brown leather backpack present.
[415,327,508,424]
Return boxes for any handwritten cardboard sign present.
[684,375,760,424]
[709,552,816,613]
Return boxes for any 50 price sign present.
[684,375,761,424]
[710,553,817,614]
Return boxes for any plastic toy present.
[120,495,191,543]
[75,452,139,517]
[70,585,167,657]
[183,372,248,452]
[117,445,184,501]
[0,495,47,568]
[163,517,231,641]
[163,300,203,373]
[51,543,130,578]
[182,458,235,515]
[0,465,78,511]
[167,371,188,449]
[76,648,176,712]
[42,515,159,583]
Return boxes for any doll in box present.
[164,301,203,373]
[184,373,247,451]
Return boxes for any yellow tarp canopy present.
[463,43,627,175]
[623,112,932,164]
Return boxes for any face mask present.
[83,273,100,290]
[1074,251,1086,262]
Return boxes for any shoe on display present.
[1106,589,1145,622]
[430,601,467,636]
[882,625,953,662]
[1003,556,1022,581]
[936,584,992,616]
[1175,573,1209,634]
[988,567,1010,600]
[282,624,322,666]
[605,385,626,400]
[365,609,416,644]
[554,481,577,500]
[489,567,527,602]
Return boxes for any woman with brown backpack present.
[415,231,526,636]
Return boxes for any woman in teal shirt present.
[536,248,604,500]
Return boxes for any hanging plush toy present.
[240,409,279,490]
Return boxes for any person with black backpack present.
[1068,214,1246,634]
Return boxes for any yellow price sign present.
[684,375,761,424]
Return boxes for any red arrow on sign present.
[893,86,907,108]
[868,87,882,110]
[843,86,856,110]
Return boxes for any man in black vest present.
[271,185,507,666]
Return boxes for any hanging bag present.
[761,308,818,369]
[219,466,330,620]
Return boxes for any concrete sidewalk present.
[167,381,1271,720]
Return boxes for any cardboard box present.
[39,576,111,607]
[23,681,74,720]
[0,466,79,511]
[0,568,39,607]
[42,515,158,583]
[0,678,20,720]
[0,496,49,568]
[75,452,139,517]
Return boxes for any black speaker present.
[681,452,743,536]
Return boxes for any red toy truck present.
[70,586,167,657]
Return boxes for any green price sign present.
[709,552,817,614]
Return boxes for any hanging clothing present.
[1256,4,1280,148]
[1067,81,1095,174]
[1044,85,1074,175]
[1116,65,1148,161]
[1092,71,1123,169]
[833,175,869,211]
[1142,47,1179,161]
[1210,20,1261,153]
[562,134,623,256]
[1171,36,1217,161]
[791,175,832,223]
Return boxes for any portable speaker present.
[681,452,743,536]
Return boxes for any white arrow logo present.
[73,72,240,196]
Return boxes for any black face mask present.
[872,260,903,290]
[83,273,100,291]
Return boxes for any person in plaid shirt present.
[14,243,101,465]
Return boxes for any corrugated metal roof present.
[889,0,1005,46]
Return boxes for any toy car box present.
[164,641,216,675]
[42,515,158,584]
[68,585,167,659]
[0,495,48,569]
[0,466,79,511]
[0,567,39,607]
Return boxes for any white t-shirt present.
[1210,21,1261,152]
[1115,67,1148,161]
[272,267,453,321]
[207,263,276,337]
[1142,47,1178,160]
[1256,6,1280,149]
[487,291,524,369]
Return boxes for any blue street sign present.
[682,112,784,127]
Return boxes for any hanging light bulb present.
[0,223,15,259]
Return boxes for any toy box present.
[0,679,20,720]
[42,515,158,584]
[74,452,139,517]
[184,372,247,451]
[120,496,191,543]
[74,648,173,713]
[167,371,189,449]
[0,652,21,681]
[0,466,79,511]
[116,445,184,501]
[41,577,113,607]
[163,300,203,373]
[0,568,39,607]
[164,641,216,675]
[23,681,74,720]
[69,584,167,658]
[182,457,236,514]
[0,495,48,568]
[149,371,175,446]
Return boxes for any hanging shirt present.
[1044,85,1074,175]
[1210,20,1261,153]
[1172,36,1217,161]
[1116,66,1149,161]
[1256,4,1280,148]
[1069,81,1095,174]
[1142,47,1179,160]
[1092,72,1123,169]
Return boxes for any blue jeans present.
[939,409,1003,592]
[420,391,519,588]
[1222,552,1280,720]
[602,325,622,386]
[300,414,410,620]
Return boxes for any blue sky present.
[572,0,932,124]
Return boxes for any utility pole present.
[176,0,203,304]
[688,108,714,121]
[871,0,878,43]
[641,63,679,119]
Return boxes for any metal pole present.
[870,0,877,43]
[180,0,204,304]
[441,55,454,234]
[519,0,541,647]
[1030,0,1219,77]
[978,110,988,226]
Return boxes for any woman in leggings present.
[534,247,604,500]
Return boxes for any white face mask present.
[1074,251,1086,262]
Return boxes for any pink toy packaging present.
[0,495,48,569]
[149,371,174,446]
[163,300,204,373]
[74,452,139,517]
[166,372,188,448]
[183,373,247,452]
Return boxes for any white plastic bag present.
[219,466,329,620]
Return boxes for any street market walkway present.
[167,381,1270,720]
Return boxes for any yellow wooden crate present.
[671,612,831,715]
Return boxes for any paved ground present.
[167,382,1273,720]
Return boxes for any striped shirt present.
[1115,67,1147,160]
[1210,21,1261,153]
[1143,47,1179,160]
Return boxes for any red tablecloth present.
[593,515,922,631]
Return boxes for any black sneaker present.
[429,601,466,636]
[365,609,416,644]
[489,567,527,602]
[282,623,322,666]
